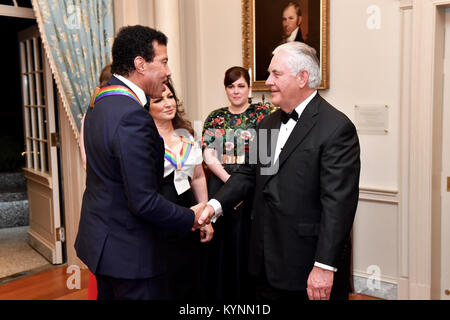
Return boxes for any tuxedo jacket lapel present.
[278,99,319,168]
[262,94,321,185]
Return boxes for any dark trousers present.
[253,270,309,301]
[96,273,169,300]
[252,261,350,301]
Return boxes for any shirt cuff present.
[314,261,337,272]
[207,199,223,223]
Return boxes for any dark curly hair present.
[165,79,194,136]
[111,25,167,76]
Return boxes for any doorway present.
[0,4,64,284]
[440,7,450,300]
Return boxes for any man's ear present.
[134,56,146,74]
[298,16,303,27]
[297,70,309,88]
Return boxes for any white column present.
[114,0,155,31]
[154,0,183,99]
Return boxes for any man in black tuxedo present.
[75,26,206,300]
[200,41,360,300]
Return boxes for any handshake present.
[190,203,216,243]
[190,202,215,230]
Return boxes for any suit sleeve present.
[113,108,194,234]
[213,128,259,213]
[214,163,256,213]
[315,120,361,267]
[214,117,269,213]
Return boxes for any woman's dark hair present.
[99,63,112,87]
[111,25,167,76]
[224,66,250,87]
[165,79,194,136]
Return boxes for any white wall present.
[180,0,242,124]
[321,0,400,191]
[180,0,402,287]
[320,0,401,286]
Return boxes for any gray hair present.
[272,42,321,89]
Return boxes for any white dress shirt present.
[163,134,203,195]
[273,90,317,163]
[113,74,147,107]
[287,27,300,42]
[208,90,337,272]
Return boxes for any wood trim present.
[359,187,399,204]
[17,25,39,42]
[407,0,435,299]
[57,96,86,269]
[399,0,413,9]
[398,4,414,297]
[22,167,52,188]
[27,229,55,263]
[404,0,450,300]
[432,0,450,7]
[430,2,447,300]
[353,270,398,285]
[0,4,35,19]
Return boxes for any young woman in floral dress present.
[202,66,271,300]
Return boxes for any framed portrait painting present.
[242,0,329,91]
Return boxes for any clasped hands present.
[190,203,216,242]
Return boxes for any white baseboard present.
[353,275,398,300]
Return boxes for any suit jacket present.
[282,27,304,44]
[214,93,360,291]
[75,76,194,280]
[294,27,304,42]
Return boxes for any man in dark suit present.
[75,26,206,300]
[200,41,360,300]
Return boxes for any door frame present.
[437,5,450,300]
[2,4,66,266]
[398,0,450,300]
[18,25,63,265]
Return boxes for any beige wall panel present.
[113,0,155,32]
[320,0,400,190]
[353,200,398,282]
[182,0,242,125]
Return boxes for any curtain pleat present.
[32,0,114,138]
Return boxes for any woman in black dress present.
[202,66,271,300]
[149,80,212,300]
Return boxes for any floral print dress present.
[200,103,271,301]
[202,103,271,161]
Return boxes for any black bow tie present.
[280,110,299,124]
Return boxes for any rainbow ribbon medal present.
[165,137,195,170]
[94,85,143,106]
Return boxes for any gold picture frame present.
[242,0,330,91]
